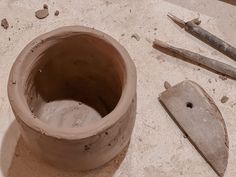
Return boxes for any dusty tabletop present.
[0,0,236,177]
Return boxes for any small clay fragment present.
[43,4,48,9]
[54,10,59,16]
[221,96,229,103]
[219,75,227,81]
[164,81,171,89]
[1,18,9,29]
[35,9,49,19]
[131,33,140,41]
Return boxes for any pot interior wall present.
[25,34,125,128]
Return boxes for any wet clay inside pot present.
[25,34,125,128]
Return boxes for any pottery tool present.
[153,39,236,79]
[159,80,229,177]
[167,13,236,61]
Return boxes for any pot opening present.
[25,34,125,128]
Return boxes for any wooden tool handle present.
[153,39,236,79]
[186,21,236,61]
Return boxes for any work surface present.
[0,0,236,176]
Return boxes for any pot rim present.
[8,26,137,140]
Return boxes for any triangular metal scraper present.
[159,80,229,177]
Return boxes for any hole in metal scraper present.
[186,102,193,109]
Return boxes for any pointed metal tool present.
[153,39,236,79]
[159,80,229,177]
[168,13,236,61]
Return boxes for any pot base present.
[34,100,102,128]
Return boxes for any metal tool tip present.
[167,13,185,27]
[153,39,171,50]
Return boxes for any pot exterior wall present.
[14,95,136,170]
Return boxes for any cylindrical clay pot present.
[8,26,137,170]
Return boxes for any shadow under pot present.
[8,26,137,171]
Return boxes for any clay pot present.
[8,26,137,170]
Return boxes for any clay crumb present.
[219,75,227,81]
[221,96,229,104]
[164,81,171,89]
[43,4,48,9]
[138,137,142,142]
[35,9,49,19]
[183,133,188,138]
[84,145,90,151]
[1,18,9,29]
[131,33,140,41]
[54,10,59,16]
